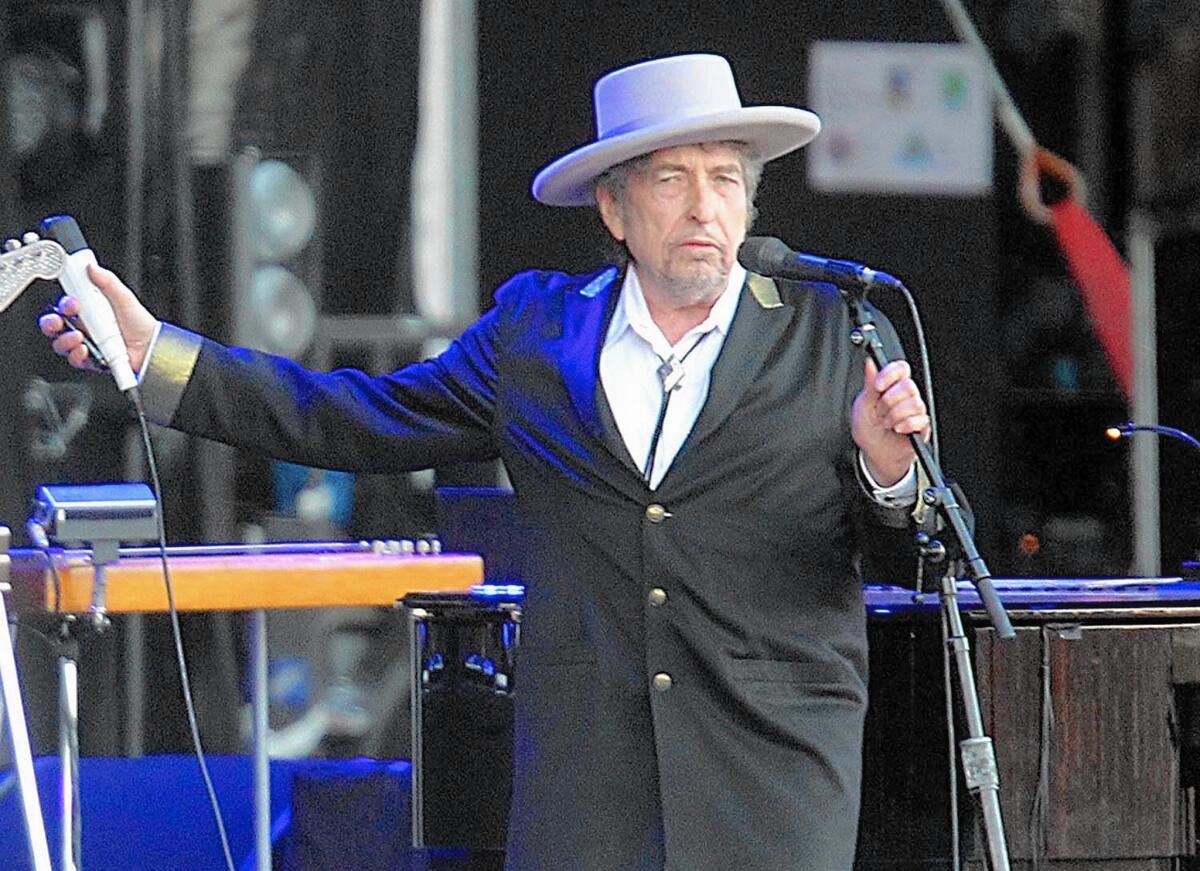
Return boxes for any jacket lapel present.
[665,273,794,480]
[595,380,642,476]
[559,266,621,443]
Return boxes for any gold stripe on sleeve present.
[138,323,202,425]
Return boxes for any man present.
[43,54,928,870]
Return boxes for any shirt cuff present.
[137,322,203,425]
[858,451,918,508]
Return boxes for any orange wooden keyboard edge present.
[43,552,485,613]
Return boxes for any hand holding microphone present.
[36,216,158,391]
[853,357,930,486]
[739,236,929,483]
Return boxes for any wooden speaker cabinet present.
[402,582,1200,868]
[860,613,1199,870]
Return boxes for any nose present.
[688,177,719,224]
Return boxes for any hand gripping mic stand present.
[844,290,1015,871]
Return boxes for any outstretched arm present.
[40,265,502,474]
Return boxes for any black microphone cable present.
[878,278,966,871]
[127,385,236,871]
[810,252,964,868]
[22,385,235,870]
[34,213,235,867]
[747,237,964,862]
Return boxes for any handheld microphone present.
[738,236,904,292]
[39,215,138,394]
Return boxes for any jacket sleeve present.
[137,306,502,474]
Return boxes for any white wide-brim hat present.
[532,53,821,207]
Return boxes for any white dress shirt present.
[600,264,742,489]
[600,263,917,500]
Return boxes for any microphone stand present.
[844,289,1013,870]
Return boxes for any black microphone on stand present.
[745,237,1013,636]
[738,236,905,293]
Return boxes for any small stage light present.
[247,159,317,262]
[243,264,317,358]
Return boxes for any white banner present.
[807,41,993,195]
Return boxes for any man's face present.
[598,143,749,306]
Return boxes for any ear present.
[595,186,625,242]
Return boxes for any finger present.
[880,378,921,410]
[39,313,65,336]
[873,359,912,394]
[52,331,85,358]
[87,263,124,297]
[58,296,81,317]
[892,414,931,436]
[883,395,926,429]
[67,343,91,368]
[872,391,922,433]
[862,358,880,396]
[888,400,931,431]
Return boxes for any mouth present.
[678,239,722,253]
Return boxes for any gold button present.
[645,503,669,523]
[647,588,667,607]
[652,672,673,692]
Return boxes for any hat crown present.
[594,54,743,140]
[532,52,820,206]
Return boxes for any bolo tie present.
[642,329,714,486]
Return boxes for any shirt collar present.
[604,261,746,355]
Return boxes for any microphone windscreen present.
[40,215,88,255]
[738,236,791,276]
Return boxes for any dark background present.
[476,0,1005,565]
[4,0,1186,578]
[0,0,1197,781]
[1,1,1198,868]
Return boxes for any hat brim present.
[531,106,821,207]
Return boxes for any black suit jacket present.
[145,266,914,870]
